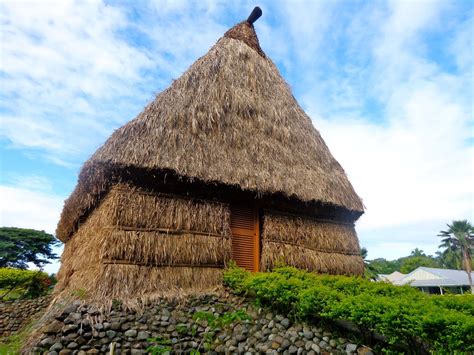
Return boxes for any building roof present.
[378,271,406,282]
[56,9,364,242]
[395,267,474,287]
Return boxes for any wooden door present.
[230,205,259,272]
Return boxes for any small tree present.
[360,247,377,280]
[439,220,474,294]
[0,227,60,269]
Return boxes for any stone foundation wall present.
[0,296,51,338]
[29,294,371,355]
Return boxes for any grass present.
[0,317,39,355]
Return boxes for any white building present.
[391,267,473,294]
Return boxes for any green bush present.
[223,265,474,353]
[0,268,52,300]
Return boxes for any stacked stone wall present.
[0,296,51,338]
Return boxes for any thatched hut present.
[55,8,364,303]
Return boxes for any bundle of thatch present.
[54,7,364,305]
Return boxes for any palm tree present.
[438,220,474,294]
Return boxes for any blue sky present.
[1,0,473,273]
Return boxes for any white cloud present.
[0,0,155,162]
[0,185,64,234]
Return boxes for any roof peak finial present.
[247,6,262,25]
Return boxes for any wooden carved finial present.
[247,7,262,25]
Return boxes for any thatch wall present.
[55,184,231,306]
[261,212,364,275]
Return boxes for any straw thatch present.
[56,19,363,242]
[261,212,363,275]
[261,242,364,275]
[55,185,231,304]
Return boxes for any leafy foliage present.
[146,337,172,354]
[0,268,53,300]
[224,265,474,353]
[438,220,474,293]
[0,227,60,269]
[399,254,440,274]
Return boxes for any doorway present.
[230,205,259,272]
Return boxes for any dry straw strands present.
[261,241,364,275]
[104,185,230,236]
[55,185,230,306]
[100,231,231,267]
[56,22,363,241]
[262,212,360,255]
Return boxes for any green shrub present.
[223,265,474,353]
[0,268,51,300]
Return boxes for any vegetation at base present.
[223,265,474,354]
[0,268,54,300]
[0,227,60,269]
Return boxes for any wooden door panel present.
[230,205,259,272]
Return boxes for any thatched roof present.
[56,11,363,242]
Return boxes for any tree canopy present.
[0,227,60,269]
[438,220,474,294]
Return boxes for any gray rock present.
[124,329,137,337]
[67,342,78,349]
[254,330,264,339]
[268,320,275,328]
[280,318,291,328]
[294,340,305,348]
[110,322,121,330]
[70,312,82,320]
[106,330,117,339]
[319,340,328,349]
[288,345,298,354]
[329,339,337,348]
[62,324,78,333]
[303,330,314,339]
[281,339,291,350]
[136,331,149,340]
[62,305,78,315]
[305,341,314,350]
[93,323,104,330]
[40,337,55,347]
[311,343,321,353]
[50,343,63,352]
[43,320,63,334]
[346,343,358,352]
[48,351,58,355]
[162,309,171,317]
